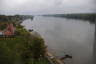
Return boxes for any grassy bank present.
[0,24,49,64]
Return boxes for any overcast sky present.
[0,0,96,15]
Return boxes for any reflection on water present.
[22,16,95,64]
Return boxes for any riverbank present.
[22,16,94,64]
[20,21,65,64]
[0,20,49,64]
[45,47,65,64]
[43,13,96,23]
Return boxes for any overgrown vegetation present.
[0,16,48,64]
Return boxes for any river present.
[21,16,95,64]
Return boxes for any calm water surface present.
[22,16,95,64]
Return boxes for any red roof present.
[4,23,15,36]
[4,31,12,36]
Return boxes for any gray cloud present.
[0,0,96,15]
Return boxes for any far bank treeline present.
[43,13,96,23]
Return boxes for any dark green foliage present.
[0,25,47,64]
[0,15,48,64]
[0,23,7,30]
[31,36,45,59]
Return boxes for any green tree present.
[31,36,45,60]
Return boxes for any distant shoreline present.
[42,13,96,23]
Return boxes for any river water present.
[21,16,95,64]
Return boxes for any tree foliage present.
[0,24,45,64]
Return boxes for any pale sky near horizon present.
[0,0,96,15]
